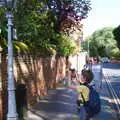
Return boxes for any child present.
[70,68,78,85]
[69,68,94,120]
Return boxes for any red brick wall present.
[1,53,7,120]
[0,54,67,119]
[0,90,2,120]
[14,55,66,107]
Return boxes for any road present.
[102,62,120,118]
[102,63,120,99]
[91,63,120,119]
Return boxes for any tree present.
[113,25,120,49]
[84,27,118,58]
[0,7,29,54]
[14,0,91,56]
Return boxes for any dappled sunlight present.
[110,80,120,83]
[56,113,72,119]
[101,96,115,104]
[100,95,119,114]
[38,99,76,106]
[61,94,74,99]
[102,105,115,113]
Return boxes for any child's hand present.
[68,85,77,90]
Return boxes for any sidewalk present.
[25,65,119,120]
[26,87,79,120]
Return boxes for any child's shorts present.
[79,106,89,120]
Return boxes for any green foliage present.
[14,0,79,56]
[84,27,118,58]
[55,34,77,56]
[0,8,7,39]
[0,37,7,51]
[0,7,29,54]
[0,0,91,56]
[82,35,91,51]
[113,25,120,49]
[111,47,120,58]
[0,35,30,54]
[13,41,29,53]
[28,40,57,56]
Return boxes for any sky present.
[83,0,120,38]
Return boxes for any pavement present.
[25,64,119,120]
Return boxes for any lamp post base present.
[7,114,18,120]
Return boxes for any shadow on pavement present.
[26,64,119,120]
[28,83,119,120]
[31,88,78,120]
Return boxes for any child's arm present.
[68,85,77,90]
